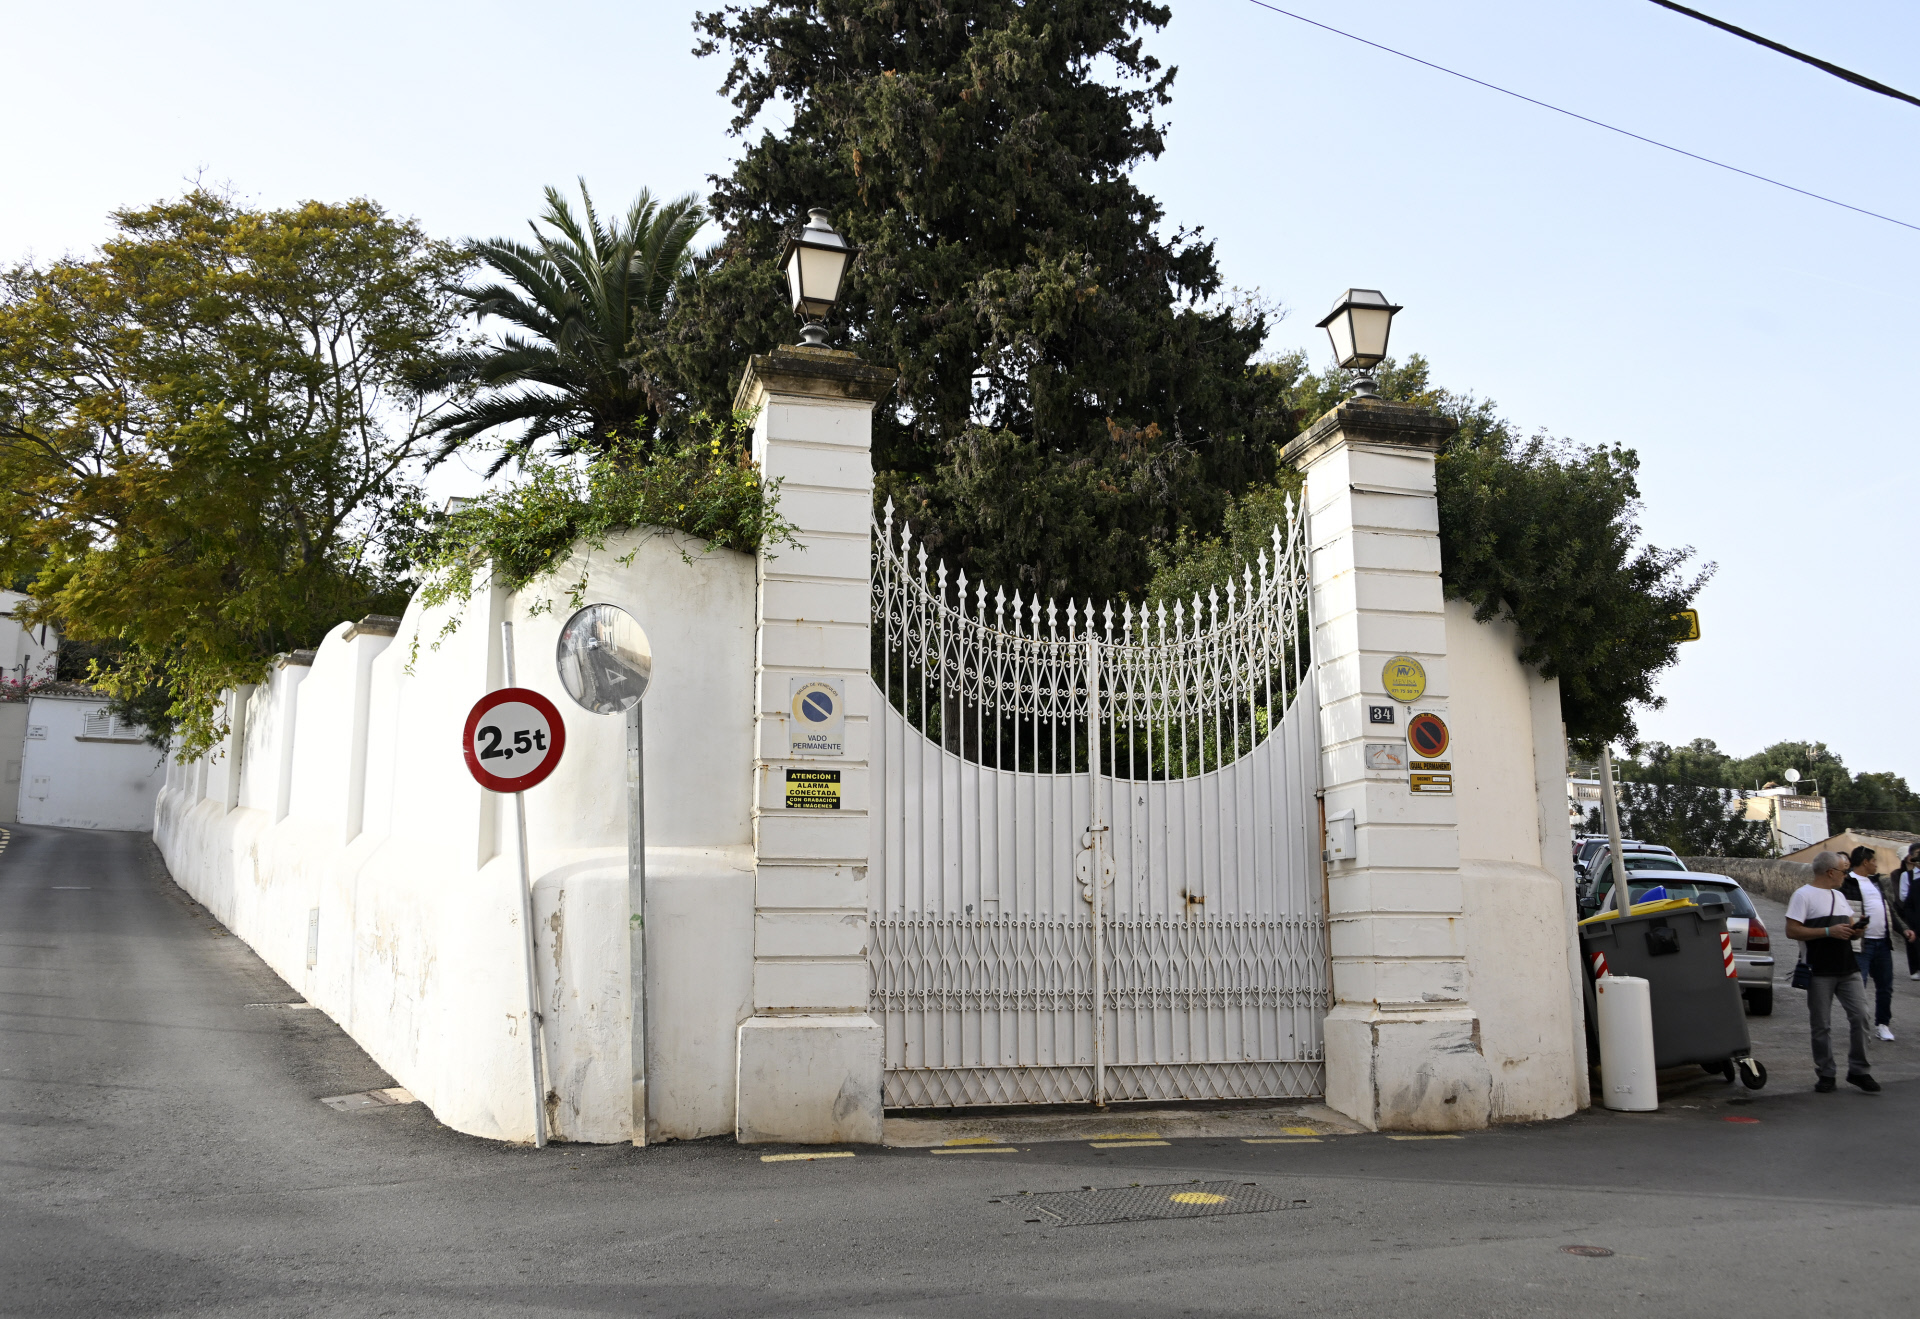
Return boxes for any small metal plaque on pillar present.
[1364,743,1406,772]
[788,677,846,756]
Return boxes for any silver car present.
[1587,871,1776,1015]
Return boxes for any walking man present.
[1843,845,1912,1041]
[1786,850,1878,1093]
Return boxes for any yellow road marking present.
[928,1146,1017,1155]
[760,1151,856,1162]
[940,1137,1003,1146]
[1386,1134,1463,1141]
[1087,1132,1160,1140]
[1090,1140,1170,1148]
[1242,1137,1321,1144]
[1278,1126,1319,1136]
[1170,1191,1229,1205]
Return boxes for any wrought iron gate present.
[869,499,1326,1108]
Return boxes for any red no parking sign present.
[462,687,567,793]
[1408,712,1449,760]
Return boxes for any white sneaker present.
[1911,972,1920,980]
[1877,1024,1896,1042]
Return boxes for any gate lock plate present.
[1078,828,1115,902]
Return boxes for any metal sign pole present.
[1086,637,1105,1109]
[502,621,549,1148]
[628,699,650,1147]
[1600,745,1629,916]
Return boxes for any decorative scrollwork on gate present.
[872,495,1312,776]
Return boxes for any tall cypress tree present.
[664,0,1290,602]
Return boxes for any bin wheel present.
[1738,1057,1767,1090]
[1702,1060,1734,1082]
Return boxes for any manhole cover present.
[1562,1245,1614,1257]
[1010,1181,1304,1227]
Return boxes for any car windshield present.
[1593,878,1756,917]
[1623,854,1682,872]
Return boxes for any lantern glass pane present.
[1348,306,1393,364]
[798,245,850,314]
[1325,311,1357,367]
[784,251,806,315]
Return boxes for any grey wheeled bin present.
[1579,895,1767,1090]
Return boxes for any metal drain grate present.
[1004,1181,1305,1227]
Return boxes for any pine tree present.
[664,0,1290,601]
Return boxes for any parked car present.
[1574,837,1679,882]
[1585,871,1775,1016]
[1576,844,1686,909]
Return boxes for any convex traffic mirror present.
[555,603,652,714]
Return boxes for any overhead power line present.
[1645,0,1920,111]
[1242,0,1920,234]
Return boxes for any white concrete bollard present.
[1594,975,1658,1112]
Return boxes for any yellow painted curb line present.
[1090,1140,1170,1149]
[1243,1138,1320,1144]
[1386,1134,1463,1141]
[760,1151,856,1162]
[929,1146,1017,1154]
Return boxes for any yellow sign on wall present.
[1381,655,1427,703]
[785,768,841,810]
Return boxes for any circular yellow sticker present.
[1382,655,1427,703]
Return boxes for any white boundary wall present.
[155,372,1587,1143]
[156,530,757,1144]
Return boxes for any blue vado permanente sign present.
[788,677,846,757]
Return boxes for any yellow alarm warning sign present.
[785,768,841,810]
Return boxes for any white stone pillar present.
[732,345,896,1145]
[1282,399,1494,1131]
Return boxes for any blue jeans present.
[1857,938,1894,1026]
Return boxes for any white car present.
[1586,871,1776,1015]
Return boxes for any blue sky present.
[3,0,1915,781]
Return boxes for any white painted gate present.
[869,501,1326,1108]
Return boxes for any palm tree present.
[422,180,704,472]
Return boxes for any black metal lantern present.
[779,209,856,346]
[1315,288,1402,397]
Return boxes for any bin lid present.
[1578,897,1697,927]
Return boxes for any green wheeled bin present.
[1579,895,1767,1090]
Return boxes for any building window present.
[81,709,144,742]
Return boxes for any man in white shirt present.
[1898,844,1920,980]
[1844,845,1913,1042]
[1786,850,1876,1092]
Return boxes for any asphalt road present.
[5,822,1919,1318]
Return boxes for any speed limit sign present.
[463,687,567,793]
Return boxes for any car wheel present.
[1746,988,1772,1017]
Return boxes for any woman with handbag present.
[1786,850,1877,1093]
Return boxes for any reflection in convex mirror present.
[556,603,652,714]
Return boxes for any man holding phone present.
[1787,850,1878,1092]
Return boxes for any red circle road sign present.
[463,687,567,793]
[1407,712,1449,759]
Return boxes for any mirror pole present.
[628,700,650,1145]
